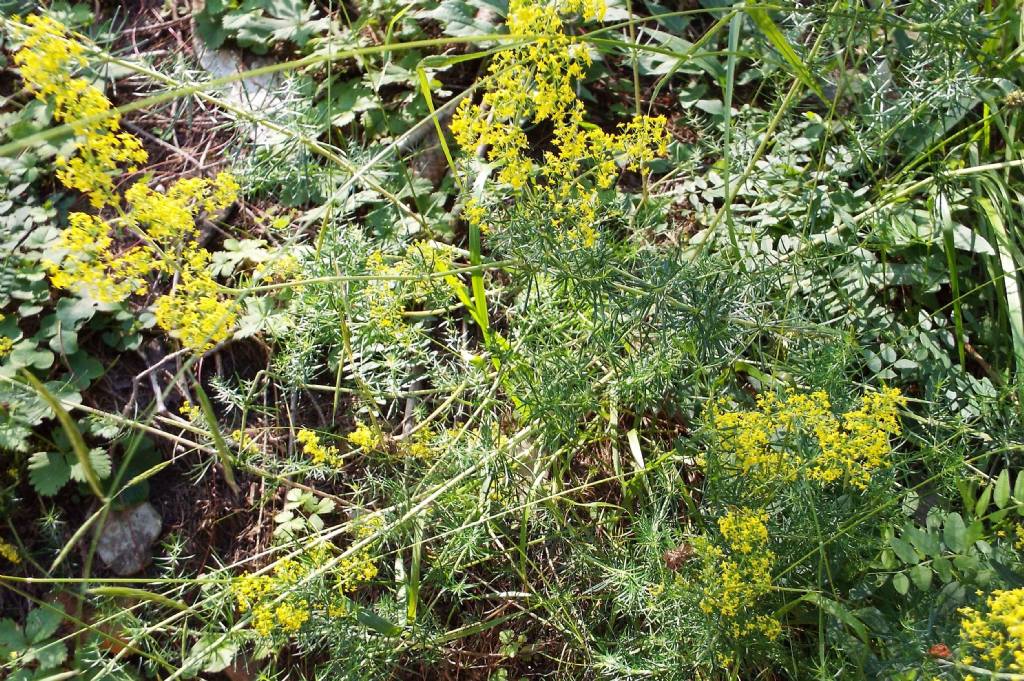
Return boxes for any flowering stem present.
[938,659,1024,680]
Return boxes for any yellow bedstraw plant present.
[956,588,1024,675]
[9,14,240,352]
[688,387,906,653]
[0,314,12,359]
[694,508,781,641]
[0,538,20,564]
[709,387,906,490]
[449,0,669,247]
[231,528,379,638]
[297,429,343,467]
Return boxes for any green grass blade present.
[192,381,240,494]
[745,3,826,103]
[978,195,1024,378]
[87,587,188,611]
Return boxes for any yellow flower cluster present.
[152,269,237,351]
[809,388,905,488]
[12,14,146,208]
[348,422,384,453]
[0,315,11,359]
[13,15,239,352]
[449,0,668,247]
[363,251,409,334]
[231,428,259,454]
[271,600,310,634]
[125,173,238,243]
[710,387,906,490]
[233,573,276,613]
[697,508,777,632]
[718,507,769,555]
[46,211,159,305]
[179,401,203,422]
[0,538,20,564]
[402,427,436,459]
[231,534,379,637]
[336,550,379,594]
[958,588,1024,674]
[253,253,301,283]
[337,517,381,592]
[358,242,458,340]
[297,429,342,467]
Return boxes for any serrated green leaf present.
[70,448,111,482]
[32,639,67,670]
[25,606,63,644]
[28,452,71,496]
[0,618,26,654]
[21,371,103,499]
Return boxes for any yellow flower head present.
[448,0,668,247]
[297,429,342,467]
[153,270,237,352]
[0,539,20,564]
[958,588,1024,674]
[709,387,905,490]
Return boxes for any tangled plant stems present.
[10,15,239,352]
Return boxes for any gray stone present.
[96,502,162,576]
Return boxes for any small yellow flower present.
[297,429,342,467]
[231,573,275,612]
[958,588,1024,674]
[14,14,242,354]
[348,422,383,453]
[709,387,905,490]
[252,604,275,637]
[153,270,237,352]
[448,0,668,248]
[275,600,310,633]
[0,539,21,564]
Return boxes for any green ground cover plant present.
[0,0,1022,678]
